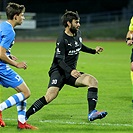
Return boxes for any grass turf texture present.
[0,41,132,132]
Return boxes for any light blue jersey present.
[0,21,15,68]
[0,21,23,88]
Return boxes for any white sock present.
[16,100,27,124]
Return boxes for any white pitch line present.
[40,120,132,127]
[4,118,132,127]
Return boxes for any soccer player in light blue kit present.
[0,2,37,130]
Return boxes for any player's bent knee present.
[16,82,31,98]
[88,75,98,87]
[78,74,98,87]
[22,90,31,99]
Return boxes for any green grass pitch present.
[0,41,132,133]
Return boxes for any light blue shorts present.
[0,67,23,88]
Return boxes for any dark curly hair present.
[61,10,80,27]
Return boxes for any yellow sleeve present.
[129,17,133,31]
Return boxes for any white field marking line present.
[40,120,132,127]
[4,118,131,127]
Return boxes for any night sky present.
[0,0,130,14]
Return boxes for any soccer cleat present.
[88,110,107,121]
[0,111,5,127]
[17,121,38,130]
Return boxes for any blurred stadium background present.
[0,0,133,41]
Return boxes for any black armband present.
[126,37,132,43]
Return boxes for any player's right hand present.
[16,62,27,69]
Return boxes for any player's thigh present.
[15,81,30,98]
[75,73,98,87]
[48,71,65,90]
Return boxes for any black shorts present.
[131,48,133,62]
[48,70,83,90]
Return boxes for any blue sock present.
[0,92,25,111]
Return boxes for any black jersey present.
[49,30,96,76]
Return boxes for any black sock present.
[87,87,98,113]
[26,96,47,119]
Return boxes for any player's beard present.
[70,25,78,36]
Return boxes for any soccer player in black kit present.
[26,11,107,123]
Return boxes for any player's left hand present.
[71,69,81,78]
[95,46,104,54]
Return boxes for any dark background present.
[0,0,130,14]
